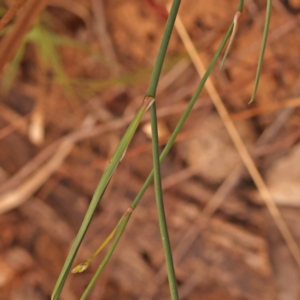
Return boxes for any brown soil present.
[1,1,300,299]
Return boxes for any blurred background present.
[1,0,300,299]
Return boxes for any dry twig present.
[0,0,27,31]
[0,0,48,74]
[173,10,300,269]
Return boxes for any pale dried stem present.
[151,106,299,299]
[141,9,300,300]
[174,14,300,267]
[28,56,48,146]
[0,0,47,74]
[0,103,28,137]
[0,138,74,214]
[0,99,204,212]
[220,10,240,69]
[0,0,27,31]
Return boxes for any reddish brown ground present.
[1,0,300,299]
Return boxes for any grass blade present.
[51,96,154,300]
[79,208,133,300]
[52,0,181,297]
[70,23,234,292]
[150,102,179,299]
[76,0,181,298]
[132,24,234,209]
[249,0,272,103]
[71,227,117,274]
[147,0,181,98]
[71,207,132,274]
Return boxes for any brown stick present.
[0,0,48,74]
[0,0,27,31]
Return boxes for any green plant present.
[52,0,273,299]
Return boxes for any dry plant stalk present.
[0,0,48,74]
[0,0,27,31]
[0,138,74,214]
[0,103,28,136]
[0,96,200,214]
[173,13,300,268]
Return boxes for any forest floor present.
[1,0,300,299]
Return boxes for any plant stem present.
[147,0,181,98]
[78,23,234,294]
[249,0,272,103]
[51,96,153,300]
[238,0,244,12]
[52,1,180,299]
[150,102,179,299]
[147,1,182,296]
[80,209,133,300]
[132,23,234,209]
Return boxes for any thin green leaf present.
[74,0,182,298]
[51,96,154,300]
[238,0,244,12]
[146,0,181,98]
[71,209,128,274]
[249,0,272,103]
[79,208,133,300]
[52,0,243,298]
[71,227,116,274]
[71,23,234,296]
[150,102,179,300]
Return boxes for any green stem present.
[78,23,234,294]
[53,0,250,298]
[80,209,133,300]
[150,103,179,299]
[132,23,233,209]
[52,97,153,300]
[238,0,244,12]
[249,0,272,103]
[147,0,181,98]
[52,1,180,299]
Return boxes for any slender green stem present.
[238,0,244,12]
[132,24,233,209]
[79,209,133,300]
[146,1,181,296]
[150,103,179,299]
[147,0,181,98]
[72,221,120,274]
[52,1,180,299]
[53,1,250,298]
[77,24,234,290]
[51,96,153,300]
[249,0,272,103]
